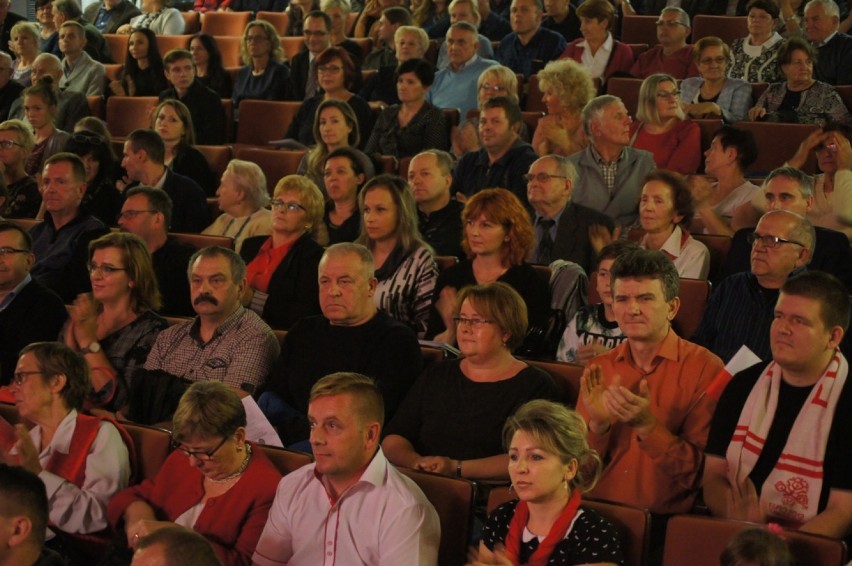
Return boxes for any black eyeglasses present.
[747,232,804,248]
[170,435,229,461]
[271,199,306,212]
[0,246,30,257]
[70,133,105,145]
[11,371,43,385]
[116,209,157,222]
[86,262,127,276]
[523,173,568,184]
[453,316,495,329]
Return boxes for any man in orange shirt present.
[580,248,723,516]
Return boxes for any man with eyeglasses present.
[693,209,816,364]
[159,49,226,145]
[120,129,209,233]
[8,53,91,132]
[29,152,109,303]
[258,243,421,446]
[630,7,699,80]
[288,11,334,101]
[363,6,412,70]
[0,221,67,386]
[434,0,495,70]
[723,166,852,291]
[0,52,22,123]
[803,0,852,85]
[118,185,196,317]
[527,154,613,271]
[703,270,852,540]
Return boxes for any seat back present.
[523,359,584,406]
[197,144,233,182]
[122,422,173,481]
[181,11,201,34]
[233,147,307,194]
[256,11,288,34]
[170,232,234,250]
[627,43,650,60]
[258,445,312,475]
[352,37,373,61]
[606,77,643,117]
[235,100,301,147]
[487,487,650,566]
[105,96,159,139]
[87,95,105,120]
[692,233,731,285]
[526,74,545,112]
[837,84,852,112]
[216,36,243,68]
[737,121,820,175]
[691,15,748,45]
[522,111,544,140]
[620,15,659,45]
[399,467,475,566]
[156,34,192,56]
[104,34,129,65]
[662,514,847,566]
[200,12,251,36]
[280,37,304,62]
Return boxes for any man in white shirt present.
[252,372,440,566]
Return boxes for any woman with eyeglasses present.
[22,77,69,178]
[424,188,551,351]
[472,400,623,566]
[62,232,167,414]
[203,159,272,254]
[452,65,522,158]
[283,47,373,149]
[150,99,216,196]
[364,58,449,159]
[232,21,290,118]
[323,146,368,244]
[188,33,232,98]
[531,58,595,157]
[383,282,559,482]
[109,28,167,97]
[356,174,438,336]
[729,0,785,84]
[558,0,633,83]
[629,73,701,175]
[35,0,57,51]
[64,130,122,226]
[9,22,40,87]
[9,341,131,548]
[681,37,752,124]
[240,175,326,330]
[0,119,40,219]
[747,37,851,127]
[108,381,282,566]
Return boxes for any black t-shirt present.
[706,363,852,512]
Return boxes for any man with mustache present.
[135,246,279,422]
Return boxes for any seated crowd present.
[0,0,851,563]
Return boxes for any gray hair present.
[320,0,351,13]
[539,154,578,186]
[224,159,270,210]
[320,243,374,282]
[187,246,247,283]
[448,20,479,38]
[449,0,482,24]
[764,166,814,199]
[33,53,62,80]
[412,149,455,176]
[805,0,840,18]
[761,209,816,259]
[582,95,621,137]
[660,6,690,26]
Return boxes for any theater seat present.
[523,359,584,406]
[233,147,307,195]
[258,445,312,476]
[200,12,250,36]
[105,96,159,139]
[170,232,234,250]
[691,15,748,45]
[736,121,820,175]
[620,15,658,46]
[234,100,301,149]
[606,77,643,117]
[122,422,172,481]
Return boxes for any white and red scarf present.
[726,352,847,528]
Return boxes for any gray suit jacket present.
[567,145,656,227]
[60,52,106,96]
[83,0,141,35]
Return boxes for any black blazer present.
[545,201,615,274]
[241,233,324,330]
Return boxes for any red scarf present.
[504,489,582,566]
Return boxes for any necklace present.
[206,444,252,484]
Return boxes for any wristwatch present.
[79,341,102,355]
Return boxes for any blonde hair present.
[636,73,684,124]
[274,175,329,245]
[224,159,269,210]
[240,21,284,65]
[477,65,519,107]
[536,59,596,113]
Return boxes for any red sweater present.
[108,444,282,566]
[629,119,701,175]
[560,39,635,82]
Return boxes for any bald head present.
[31,53,62,83]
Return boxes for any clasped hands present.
[412,455,456,477]
[580,364,656,437]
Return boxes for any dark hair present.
[127,129,166,165]
[610,248,680,301]
[778,36,817,68]
[163,48,193,69]
[821,121,852,142]
[124,28,165,87]
[53,0,82,19]
[135,526,223,566]
[0,220,32,250]
[19,342,90,411]
[720,527,792,566]
[781,271,850,331]
[125,185,173,229]
[597,239,641,264]
[315,46,357,90]
[643,169,694,229]
[713,126,758,171]
[64,131,116,187]
[43,151,86,182]
[357,174,428,254]
[326,146,367,177]
[188,34,224,74]
[89,232,162,312]
[395,58,435,87]
[384,6,414,26]
[305,9,332,30]
[481,95,523,128]
[187,246,247,283]
[746,0,780,19]
[23,76,59,108]
[576,0,615,30]
[0,464,49,546]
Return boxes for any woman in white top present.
[203,159,272,253]
[118,0,185,35]
[639,170,710,279]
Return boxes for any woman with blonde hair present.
[232,20,290,116]
[22,76,69,177]
[629,73,701,175]
[240,175,327,329]
[150,99,216,195]
[356,174,438,335]
[10,21,40,87]
[532,58,595,156]
[64,232,167,414]
[452,65,521,157]
[203,159,272,253]
[425,188,550,349]
[473,400,623,565]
